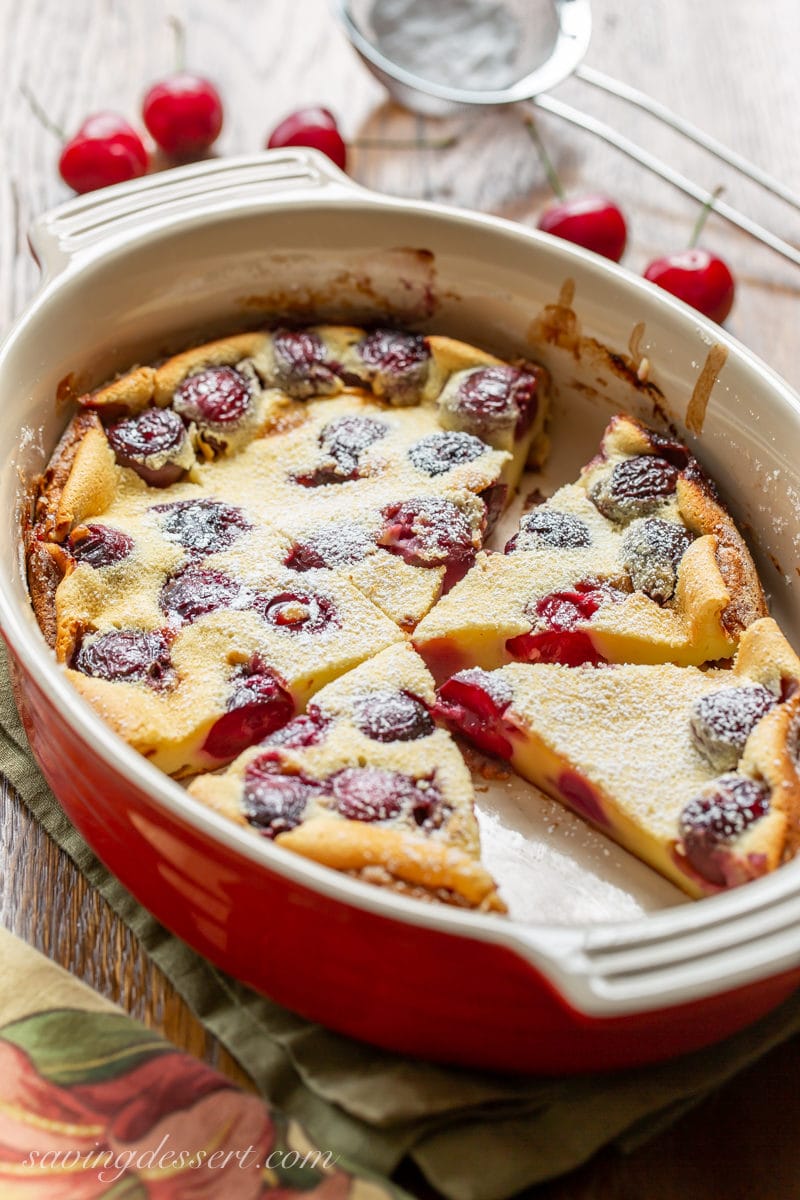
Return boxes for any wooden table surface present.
[3,1,800,1196]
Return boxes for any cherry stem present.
[689,185,725,248]
[352,132,459,151]
[20,83,67,141]
[168,14,186,72]
[523,116,564,200]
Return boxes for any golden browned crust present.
[153,332,269,404]
[80,366,157,415]
[606,414,768,641]
[26,410,118,645]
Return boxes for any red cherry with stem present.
[143,74,223,157]
[22,85,148,194]
[58,114,149,193]
[643,187,735,323]
[525,118,627,262]
[142,18,223,158]
[266,106,347,172]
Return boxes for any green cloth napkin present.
[4,640,800,1200]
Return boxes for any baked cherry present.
[285,522,374,570]
[272,328,339,397]
[256,590,338,635]
[538,194,627,262]
[643,249,735,323]
[408,431,487,477]
[160,566,244,625]
[68,524,134,568]
[589,455,679,524]
[679,774,770,886]
[352,690,434,742]
[434,669,514,759]
[441,365,540,442]
[267,106,347,171]
[690,685,777,771]
[153,498,251,555]
[320,413,388,478]
[142,72,223,158]
[58,113,148,194]
[172,365,251,427]
[378,497,478,590]
[506,582,619,666]
[331,766,439,825]
[262,710,329,749]
[506,508,591,553]
[107,406,190,487]
[243,756,314,837]
[203,660,294,762]
[72,628,172,687]
[354,329,430,404]
[621,517,693,603]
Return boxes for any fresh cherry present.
[690,685,777,772]
[643,249,735,323]
[72,628,173,687]
[538,194,627,262]
[643,186,735,323]
[266,106,347,172]
[160,566,244,625]
[107,406,189,487]
[678,774,770,886]
[203,660,294,762]
[434,669,514,759]
[352,690,434,742]
[58,113,148,194]
[68,524,134,568]
[153,498,251,555]
[172,366,251,427]
[243,757,314,837]
[408,431,487,477]
[142,72,223,158]
[523,117,627,262]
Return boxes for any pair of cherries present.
[523,117,734,322]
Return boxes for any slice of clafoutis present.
[413,413,767,681]
[189,642,506,913]
[435,618,800,899]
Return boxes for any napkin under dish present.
[3,642,800,1200]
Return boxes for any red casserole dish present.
[3,149,800,1073]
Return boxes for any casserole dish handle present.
[28,149,360,280]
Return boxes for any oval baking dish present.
[3,149,800,1073]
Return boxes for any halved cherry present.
[285,522,374,571]
[255,590,338,635]
[160,566,244,625]
[378,497,478,590]
[678,774,770,886]
[506,583,618,666]
[330,766,440,826]
[434,669,514,759]
[203,659,294,762]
